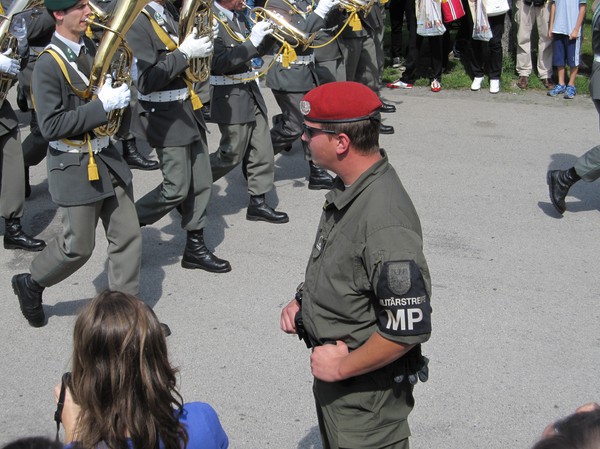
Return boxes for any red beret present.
[300,82,383,123]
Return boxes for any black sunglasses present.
[302,123,338,139]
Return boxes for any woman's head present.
[70,291,186,449]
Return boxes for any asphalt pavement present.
[0,82,598,449]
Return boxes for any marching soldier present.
[127,0,231,272]
[340,1,396,134]
[0,7,46,252]
[265,0,338,190]
[12,0,142,327]
[210,0,289,223]
[312,7,346,84]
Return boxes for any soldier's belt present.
[595,54,600,63]
[275,54,315,65]
[49,136,109,154]
[137,88,189,103]
[210,71,255,86]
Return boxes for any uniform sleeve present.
[31,54,107,141]
[126,16,189,95]
[365,226,432,345]
[211,26,259,74]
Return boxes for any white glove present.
[314,0,339,18]
[249,21,273,48]
[212,17,219,36]
[0,49,19,76]
[179,27,214,59]
[97,76,130,113]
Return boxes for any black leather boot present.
[380,101,396,113]
[25,166,31,199]
[122,138,159,171]
[308,161,334,190]
[11,273,46,327]
[380,124,395,134]
[247,194,289,224]
[181,229,231,273]
[547,168,580,214]
[4,219,45,251]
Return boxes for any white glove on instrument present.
[249,21,273,48]
[314,0,339,18]
[0,49,19,76]
[97,76,130,113]
[179,27,214,59]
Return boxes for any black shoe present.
[247,195,289,224]
[161,322,172,337]
[181,229,231,273]
[380,124,395,134]
[122,138,159,171]
[11,273,46,327]
[4,219,46,251]
[380,101,396,113]
[308,161,334,190]
[547,169,580,214]
[25,166,31,199]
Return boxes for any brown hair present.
[70,291,188,449]
[532,410,600,449]
[322,116,380,155]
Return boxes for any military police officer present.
[281,81,432,449]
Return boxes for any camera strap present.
[54,373,70,442]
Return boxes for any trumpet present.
[249,7,315,50]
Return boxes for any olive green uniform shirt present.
[302,151,432,351]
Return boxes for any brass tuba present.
[179,0,214,83]
[85,0,151,136]
[0,0,44,103]
[249,7,315,50]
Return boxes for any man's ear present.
[335,133,350,156]
[53,10,65,21]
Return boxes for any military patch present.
[218,10,227,21]
[65,47,76,62]
[388,261,411,296]
[155,11,165,25]
[300,100,311,115]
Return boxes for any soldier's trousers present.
[30,173,141,295]
[574,100,600,182]
[271,90,306,157]
[136,132,211,232]
[211,105,274,197]
[0,126,25,219]
[341,34,380,94]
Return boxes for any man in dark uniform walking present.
[210,0,289,224]
[12,0,142,327]
[281,81,432,449]
[127,0,231,272]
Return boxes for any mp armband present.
[375,260,432,337]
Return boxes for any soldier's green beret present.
[45,0,80,11]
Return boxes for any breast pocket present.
[47,148,82,172]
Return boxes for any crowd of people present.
[0,0,596,447]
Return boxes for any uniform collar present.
[53,32,85,62]
[214,1,235,21]
[323,149,390,211]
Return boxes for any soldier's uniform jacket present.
[264,0,325,92]
[31,34,132,207]
[210,3,269,125]
[313,8,345,64]
[301,152,432,350]
[126,4,207,148]
[340,1,384,38]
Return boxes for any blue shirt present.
[552,0,587,36]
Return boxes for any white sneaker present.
[489,79,500,94]
[470,77,484,91]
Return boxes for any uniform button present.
[224,95,229,98]
[59,162,64,167]
[151,108,155,112]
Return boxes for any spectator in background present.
[515,0,555,89]
[2,437,63,449]
[532,403,600,449]
[547,0,586,98]
[54,290,229,449]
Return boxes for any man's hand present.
[54,383,80,443]
[179,28,214,59]
[280,298,300,334]
[97,75,130,112]
[0,49,19,76]
[310,340,349,382]
[569,28,579,40]
[314,0,340,19]
[249,21,273,48]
